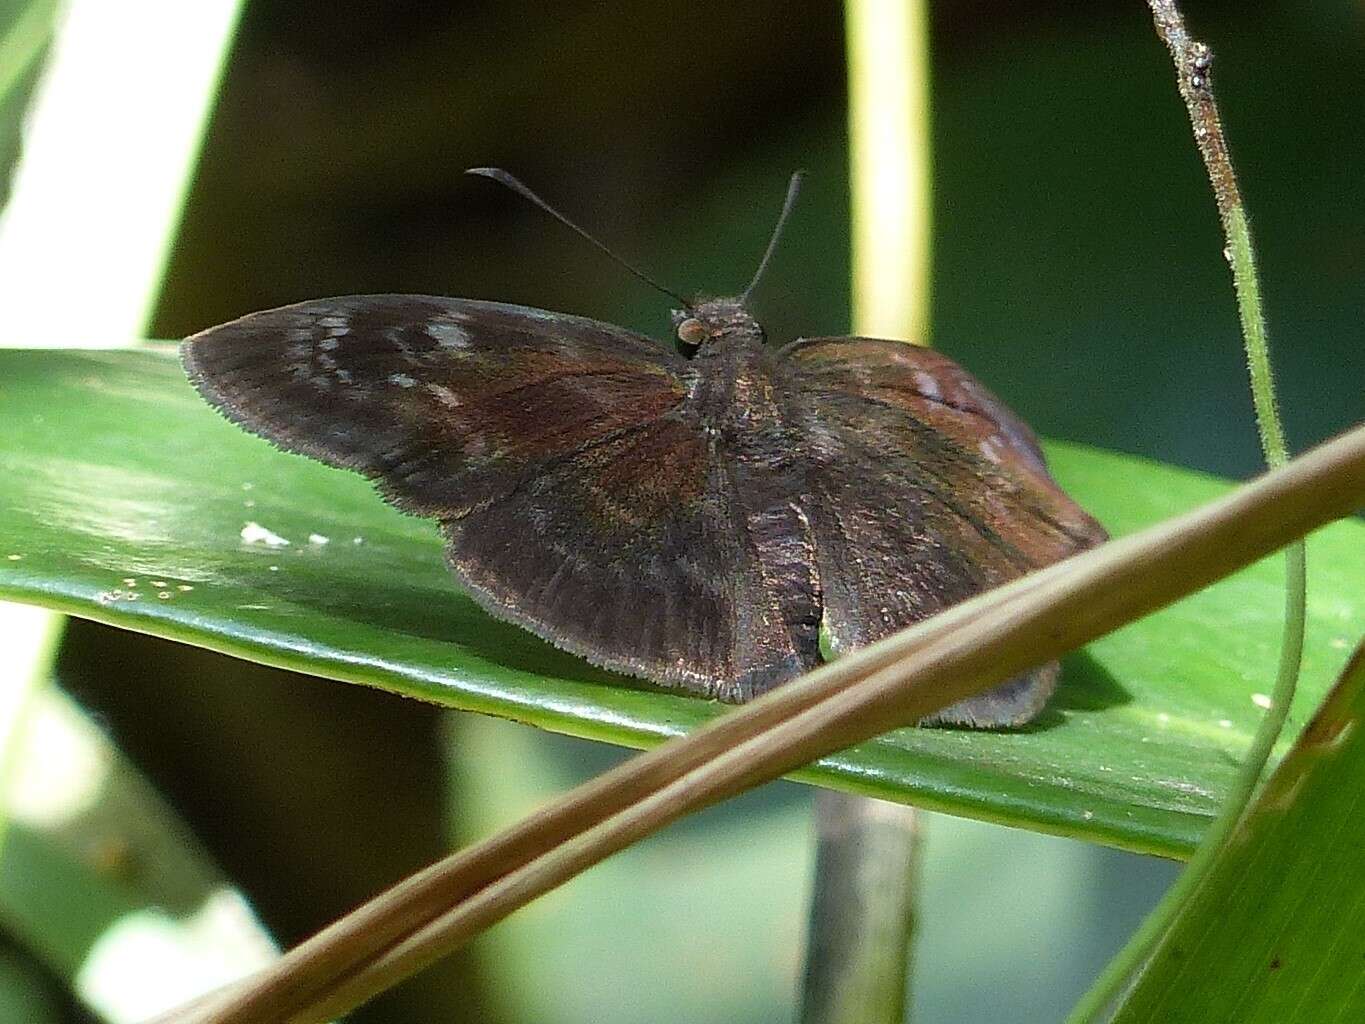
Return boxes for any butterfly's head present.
[672,297,764,353]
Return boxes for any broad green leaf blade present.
[2,348,1362,858]
[1110,642,1365,1023]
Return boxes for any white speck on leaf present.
[241,522,290,548]
[1251,693,1272,709]
[308,533,330,546]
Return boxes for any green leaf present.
[1110,642,1365,1022]
[2,348,1362,858]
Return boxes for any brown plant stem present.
[1147,0,1285,466]
[165,421,1365,1024]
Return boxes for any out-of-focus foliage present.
[4,3,1363,1023]
[0,0,58,210]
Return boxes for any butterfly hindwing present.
[777,337,1108,726]
[442,412,819,697]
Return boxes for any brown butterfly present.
[182,171,1106,727]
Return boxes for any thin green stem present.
[1068,4,1307,1020]
[1227,207,1288,466]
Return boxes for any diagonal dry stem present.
[161,421,1365,1024]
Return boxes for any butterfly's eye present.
[676,317,708,346]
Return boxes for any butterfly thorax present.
[683,303,784,435]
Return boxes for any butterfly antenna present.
[740,170,804,305]
[466,167,692,309]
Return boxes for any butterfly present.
[181,172,1107,728]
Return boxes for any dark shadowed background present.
[49,1,1365,1022]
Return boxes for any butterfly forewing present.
[183,296,689,517]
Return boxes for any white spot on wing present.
[389,373,417,388]
[913,371,941,399]
[426,320,473,349]
[425,383,462,408]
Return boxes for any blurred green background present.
[8,1,1364,1022]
